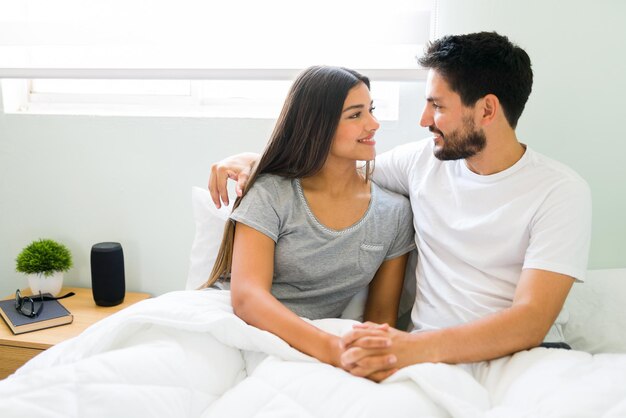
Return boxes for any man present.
[208,32,591,382]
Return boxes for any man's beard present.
[431,116,487,161]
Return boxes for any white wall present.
[2,0,625,298]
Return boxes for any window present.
[0,0,437,118]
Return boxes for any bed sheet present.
[1,290,625,418]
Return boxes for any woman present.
[201,66,414,368]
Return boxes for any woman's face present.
[329,82,380,163]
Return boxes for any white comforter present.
[1,290,625,418]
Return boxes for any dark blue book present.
[0,296,73,335]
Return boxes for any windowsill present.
[1,78,405,120]
[4,102,399,121]
[5,102,284,119]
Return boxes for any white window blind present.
[0,0,436,80]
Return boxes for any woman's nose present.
[368,113,380,131]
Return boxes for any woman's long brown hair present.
[200,66,371,288]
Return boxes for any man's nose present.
[419,104,432,128]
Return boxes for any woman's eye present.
[369,106,376,113]
[349,112,361,119]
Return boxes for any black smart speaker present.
[91,242,125,306]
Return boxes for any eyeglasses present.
[14,289,75,318]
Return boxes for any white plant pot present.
[27,271,64,296]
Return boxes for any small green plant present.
[15,239,73,277]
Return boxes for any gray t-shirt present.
[230,174,415,319]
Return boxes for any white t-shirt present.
[374,139,592,340]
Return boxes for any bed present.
[1,187,625,417]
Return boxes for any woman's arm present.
[363,253,409,327]
[230,222,344,367]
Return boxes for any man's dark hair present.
[418,31,533,128]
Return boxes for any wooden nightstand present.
[0,287,151,380]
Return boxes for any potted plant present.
[15,238,73,296]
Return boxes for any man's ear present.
[478,94,499,126]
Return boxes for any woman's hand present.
[322,335,347,368]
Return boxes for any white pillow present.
[562,268,626,353]
[186,187,233,290]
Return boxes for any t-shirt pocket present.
[358,242,386,276]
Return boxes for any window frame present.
[1,69,426,119]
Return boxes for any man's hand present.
[340,322,409,382]
[208,152,260,208]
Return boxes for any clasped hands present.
[337,322,409,382]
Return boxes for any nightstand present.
[0,287,151,380]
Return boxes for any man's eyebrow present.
[342,101,374,113]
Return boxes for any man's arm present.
[207,140,425,207]
[341,268,574,380]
